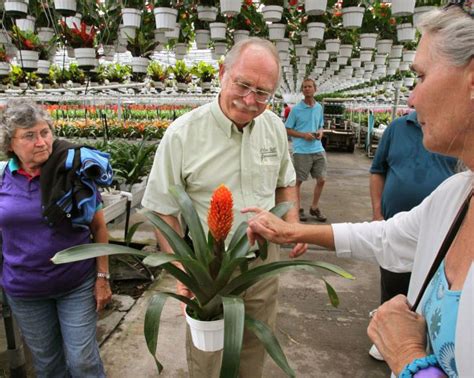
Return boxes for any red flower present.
[207,185,233,242]
[289,0,298,5]
[244,0,253,5]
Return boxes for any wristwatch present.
[97,272,111,280]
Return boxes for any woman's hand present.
[177,281,193,315]
[367,295,428,374]
[94,278,112,312]
[242,207,295,246]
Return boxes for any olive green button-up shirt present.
[142,97,296,240]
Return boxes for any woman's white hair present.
[417,5,474,67]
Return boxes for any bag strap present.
[0,161,8,186]
[411,189,472,311]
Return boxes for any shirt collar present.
[406,111,420,127]
[8,158,39,180]
[210,95,255,138]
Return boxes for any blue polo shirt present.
[0,160,95,298]
[285,100,325,154]
[370,111,457,219]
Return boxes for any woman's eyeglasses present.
[13,128,52,143]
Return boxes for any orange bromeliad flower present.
[207,185,233,242]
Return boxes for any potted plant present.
[37,37,57,76]
[0,45,11,77]
[34,1,57,43]
[192,61,216,92]
[9,26,41,71]
[97,0,121,52]
[194,19,210,49]
[126,29,159,74]
[304,0,328,16]
[373,0,396,53]
[121,0,144,28]
[396,15,416,42]
[197,0,218,22]
[219,0,242,16]
[341,0,365,29]
[52,184,353,377]
[391,0,416,17]
[60,20,98,69]
[170,59,192,92]
[305,14,327,43]
[209,12,227,41]
[105,63,132,84]
[359,6,378,50]
[402,40,417,63]
[68,62,86,85]
[147,60,168,90]
[261,0,284,23]
[402,69,416,87]
[154,0,178,32]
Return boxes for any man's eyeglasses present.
[232,81,273,104]
[13,128,52,143]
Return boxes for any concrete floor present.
[0,148,392,377]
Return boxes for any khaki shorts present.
[293,152,327,181]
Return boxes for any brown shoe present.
[299,208,308,222]
[309,207,327,222]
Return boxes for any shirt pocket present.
[254,162,279,197]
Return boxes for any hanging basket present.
[165,24,180,39]
[131,57,149,74]
[403,77,415,87]
[316,60,326,68]
[396,23,416,42]
[359,33,377,50]
[391,0,416,17]
[0,62,10,77]
[64,13,82,29]
[74,48,97,70]
[342,6,365,29]
[154,30,168,44]
[403,50,416,63]
[174,43,188,56]
[213,42,227,57]
[389,45,403,58]
[122,8,141,29]
[317,50,330,61]
[37,27,55,43]
[37,60,51,76]
[389,58,401,69]
[307,22,325,42]
[295,45,308,57]
[4,0,28,17]
[209,22,226,41]
[278,50,289,61]
[233,30,250,44]
[268,23,285,41]
[219,0,242,16]
[275,38,290,52]
[360,50,373,62]
[305,0,328,16]
[15,15,35,32]
[351,58,361,68]
[195,30,210,49]
[339,44,353,58]
[262,5,283,23]
[154,7,178,32]
[185,310,224,352]
[374,54,387,65]
[54,0,76,17]
[16,50,39,72]
[197,6,218,22]
[376,39,393,54]
[325,39,341,54]
[337,56,348,65]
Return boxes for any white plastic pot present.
[74,48,97,69]
[195,30,210,49]
[397,23,416,42]
[122,8,141,29]
[213,42,227,57]
[391,0,416,17]
[307,22,325,42]
[154,7,178,32]
[389,45,404,58]
[317,50,330,61]
[262,5,283,23]
[64,13,82,29]
[278,50,289,61]
[219,0,242,16]
[337,56,348,65]
[131,57,149,74]
[5,0,28,17]
[0,62,10,76]
[403,50,416,63]
[185,310,224,352]
[197,5,218,22]
[174,43,188,56]
[403,77,415,87]
[374,54,387,65]
[176,82,188,92]
[209,22,226,41]
[305,0,328,16]
[339,44,353,58]
[295,45,308,57]
[376,39,393,54]
[360,50,373,62]
[325,39,341,54]
[165,24,180,39]
[389,58,401,69]
[268,23,285,41]
[275,39,290,52]
[16,50,39,71]
[233,30,250,44]
[15,15,35,32]
[37,60,50,76]
[360,33,377,50]
[154,30,168,44]
[37,27,55,43]
[342,6,365,29]
[54,0,76,17]
[351,58,361,68]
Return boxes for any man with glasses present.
[143,37,305,377]
[285,77,328,222]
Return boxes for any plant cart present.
[321,98,356,153]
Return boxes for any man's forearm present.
[369,174,385,220]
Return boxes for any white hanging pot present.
[391,0,416,17]
[351,58,361,68]
[64,13,82,29]
[165,23,180,39]
[376,39,393,54]
[54,0,77,17]
[360,50,373,62]
[74,48,97,69]
[0,30,11,44]
[325,39,341,54]
[316,60,326,68]
[37,60,50,76]
[299,56,311,65]
[339,44,352,58]
[399,61,410,71]
[359,33,377,50]
[37,27,55,43]
[275,38,290,52]
[364,62,374,71]
[396,23,416,42]
[102,191,122,208]
[403,77,415,87]
[317,50,330,61]
[388,58,401,69]
[295,45,308,57]
[175,52,185,60]
[268,23,285,41]
[174,43,188,56]
[341,6,365,29]
[213,42,227,56]
[131,57,149,74]
[374,54,387,65]
[4,0,28,17]
[102,45,115,61]
[200,81,212,92]
[219,0,242,16]
[393,80,403,89]
[337,56,348,65]
[195,30,210,49]
[122,8,141,29]
[152,81,164,91]
[154,30,168,44]
[301,31,313,48]
[307,22,325,42]
[15,16,35,32]
[262,5,283,23]
[0,62,10,76]
[389,45,403,58]
[197,6,218,22]
[154,7,178,32]
[278,50,289,61]
[402,50,416,63]
[413,6,435,27]
[305,0,328,16]
[185,309,224,352]
[233,30,250,44]
[209,22,226,41]
[16,50,39,71]
[176,82,188,92]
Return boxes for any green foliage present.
[192,61,216,82]
[60,21,98,48]
[341,0,364,7]
[170,60,192,83]
[68,62,86,84]
[105,63,132,83]
[122,0,145,9]
[97,0,121,46]
[147,61,168,82]
[127,29,159,57]
[10,26,42,51]
[0,44,9,63]
[49,64,71,84]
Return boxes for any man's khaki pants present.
[186,244,280,378]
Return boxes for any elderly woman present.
[243,5,473,378]
[0,100,112,376]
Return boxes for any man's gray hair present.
[0,100,54,157]
[417,6,474,67]
[222,37,282,90]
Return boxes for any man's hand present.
[94,279,112,312]
[303,132,316,141]
[289,242,307,258]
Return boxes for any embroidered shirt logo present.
[260,147,277,162]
